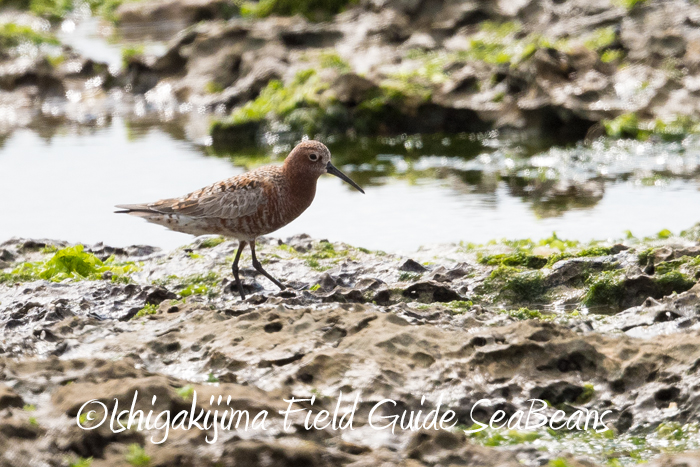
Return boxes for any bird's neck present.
[282,164,318,212]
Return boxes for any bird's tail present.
[114,204,152,214]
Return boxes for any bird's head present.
[284,140,364,193]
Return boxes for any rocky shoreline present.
[1,228,700,466]
[4,0,700,145]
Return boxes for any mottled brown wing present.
[149,177,266,220]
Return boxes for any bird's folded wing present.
[149,179,267,219]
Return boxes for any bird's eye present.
[309,153,319,161]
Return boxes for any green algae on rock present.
[153,271,221,298]
[0,23,59,48]
[132,302,159,319]
[0,244,138,284]
[603,113,700,141]
[4,0,126,22]
[240,0,357,21]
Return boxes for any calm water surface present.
[1,119,699,252]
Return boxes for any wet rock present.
[318,286,365,303]
[0,58,65,97]
[0,249,15,262]
[367,9,412,43]
[402,281,462,302]
[649,32,686,60]
[151,47,189,74]
[545,256,616,288]
[124,244,161,257]
[0,385,23,410]
[405,429,523,466]
[533,48,573,81]
[611,244,630,254]
[284,234,314,252]
[221,439,346,467]
[622,273,694,309]
[139,286,178,305]
[646,452,700,467]
[116,0,238,30]
[403,32,438,50]
[3,237,700,465]
[439,65,479,96]
[654,247,675,264]
[430,263,471,282]
[331,73,379,105]
[280,23,343,48]
[529,381,586,405]
[398,258,426,273]
[52,376,185,417]
[0,420,40,439]
[315,272,338,291]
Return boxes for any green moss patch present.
[132,303,158,319]
[603,113,700,141]
[505,270,546,301]
[582,271,625,307]
[275,240,355,271]
[582,267,695,309]
[655,270,696,296]
[0,245,138,284]
[613,0,647,10]
[637,247,655,267]
[198,236,226,249]
[500,307,553,320]
[0,23,59,48]
[68,457,93,467]
[121,45,144,67]
[421,22,620,71]
[467,426,542,446]
[467,420,700,465]
[240,0,357,21]
[445,300,474,314]
[125,443,150,467]
[5,0,126,22]
[655,256,700,277]
[545,246,614,268]
[228,69,331,133]
[153,272,220,298]
[464,233,580,255]
[576,383,596,404]
[479,252,548,269]
[178,272,220,298]
[175,385,195,399]
[484,266,546,302]
[2,0,72,21]
[318,50,351,72]
[398,272,422,282]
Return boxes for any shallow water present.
[1,119,699,253]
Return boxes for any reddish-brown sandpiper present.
[116,140,364,299]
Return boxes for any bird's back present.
[116,164,307,240]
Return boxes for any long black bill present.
[326,162,365,194]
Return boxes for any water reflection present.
[0,118,699,252]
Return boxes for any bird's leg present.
[231,240,247,299]
[249,241,285,290]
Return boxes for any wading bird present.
[116,140,364,299]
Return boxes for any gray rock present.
[398,258,426,273]
[116,0,238,32]
[331,73,379,105]
[544,256,615,288]
[0,385,24,410]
